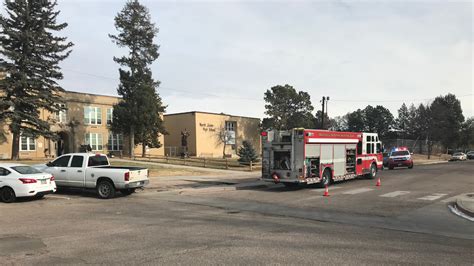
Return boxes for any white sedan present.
[0,163,57,203]
[451,152,467,161]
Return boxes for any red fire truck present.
[261,128,383,187]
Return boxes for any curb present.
[177,181,279,194]
[455,197,474,218]
[415,161,448,166]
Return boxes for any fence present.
[132,154,262,172]
[383,138,444,155]
[164,146,179,157]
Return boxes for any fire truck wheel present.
[408,163,414,169]
[316,169,332,188]
[366,163,377,179]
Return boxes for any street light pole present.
[320,96,330,129]
[321,96,325,129]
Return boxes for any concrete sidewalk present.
[111,158,266,192]
[111,158,257,175]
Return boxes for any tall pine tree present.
[109,0,166,158]
[0,0,73,160]
[263,84,315,130]
[397,103,409,133]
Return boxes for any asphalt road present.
[0,160,473,265]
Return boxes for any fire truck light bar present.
[307,138,359,144]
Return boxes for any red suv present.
[388,150,413,170]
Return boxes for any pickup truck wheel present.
[97,180,116,199]
[121,188,136,196]
[0,187,16,203]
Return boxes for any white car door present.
[48,155,72,186]
[66,155,86,188]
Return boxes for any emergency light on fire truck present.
[261,128,384,187]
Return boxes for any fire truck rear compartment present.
[273,151,291,170]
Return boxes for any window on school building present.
[20,136,36,151]
[85,133,103,151]
[106,108,113,125]
[225,121,236,145]
[56,103,67,123]
[225,121,236,132]
[108,133,123,151]
[84,107,102,125]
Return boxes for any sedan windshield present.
[11,166,42,174]
[391,151,409,156]
[453,153,463,156]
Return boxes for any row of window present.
[85,133,123,151]
[50,154,108,168]
[56,105,113,126]
[19,133,123,152]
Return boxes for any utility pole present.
[320,96,330,129]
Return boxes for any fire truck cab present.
[261,128,383,187]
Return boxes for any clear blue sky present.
[53,0,472,119]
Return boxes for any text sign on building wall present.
[199,123,216,132]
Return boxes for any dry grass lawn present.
[109,161,217,177]
[0,159,217,177]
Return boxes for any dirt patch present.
[0,235,46,256]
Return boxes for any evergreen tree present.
[346,106,394,138]
[237,140,259,163]
[429,94,464,149]
[263,84,315,130]
[109,0,166,158]
[0,0,73,160]
[363,105,394,138]
[330,115,348,131]
[314,110,331,129]
[396,103,409,133]
[406,103,417,138]
[459,117,474,149]
[347,109,365,132]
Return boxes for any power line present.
[331,94,473,103]
[62,68,263,102]
[62,68,473,104]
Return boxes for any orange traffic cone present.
[323,185,330,197]
[376,178,381,187]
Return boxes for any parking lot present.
[0,160,473,264]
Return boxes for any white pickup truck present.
[35,153,149,199]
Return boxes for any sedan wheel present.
[0,187,16,203]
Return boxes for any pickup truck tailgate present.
[129,168,148,182]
